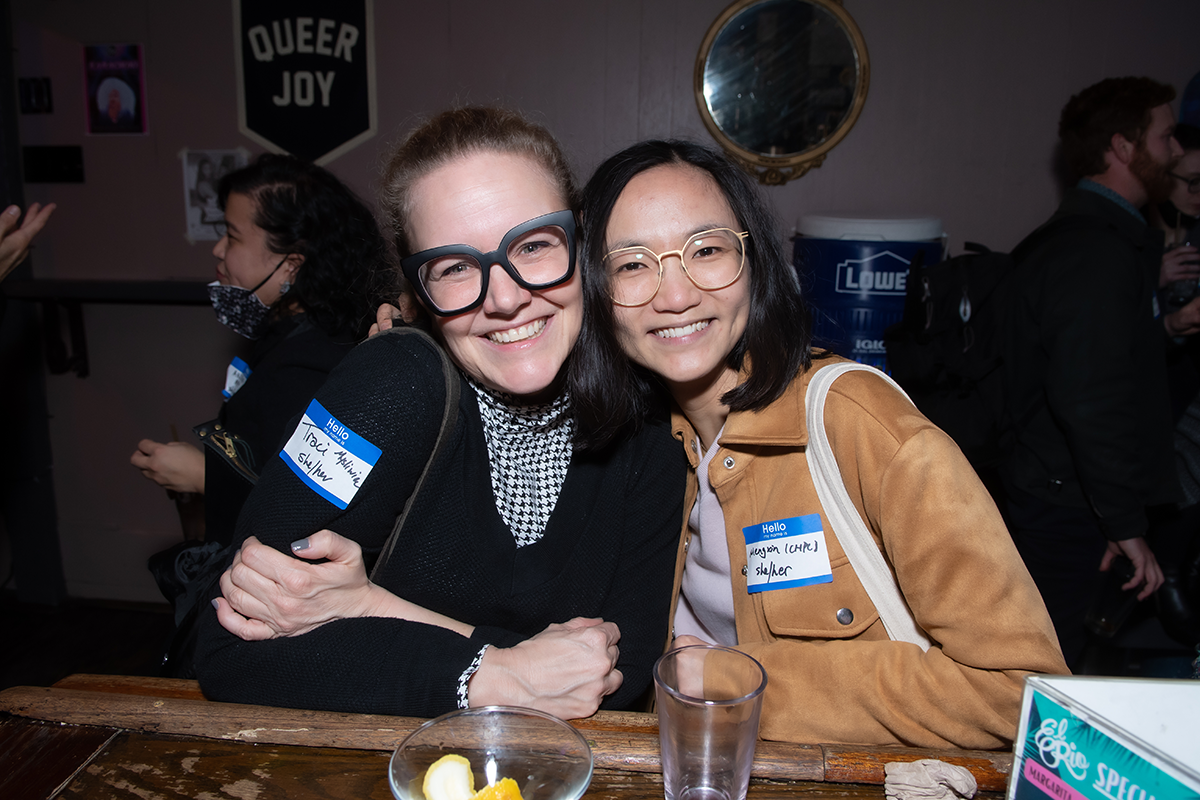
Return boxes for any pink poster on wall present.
[83,43,148,135]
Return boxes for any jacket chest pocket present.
[759,556,880,638]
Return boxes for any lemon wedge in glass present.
[423,754,476,800]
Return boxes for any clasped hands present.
[215,529,623,718]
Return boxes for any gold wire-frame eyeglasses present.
[605,228,749,307]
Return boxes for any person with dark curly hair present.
[131,154,391,547]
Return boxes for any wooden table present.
[0,675,1013,800]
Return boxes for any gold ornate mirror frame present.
[694,0,870,185]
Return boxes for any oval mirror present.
[695,0,869,185]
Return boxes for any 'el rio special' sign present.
[1011,690,1197,800]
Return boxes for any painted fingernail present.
[211,598,219,609]
[4,206,18,216]
[291,538,311,551]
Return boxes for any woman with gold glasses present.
[193,109,684,719]
[572,140,1069,749]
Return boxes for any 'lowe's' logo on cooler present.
[834,251,910,296]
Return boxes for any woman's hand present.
[130,439,205,493]
[467,618,623,719]
[215,529,475,641]
[368,302,402,337]
[670,634,707,649]
[215,531,378,640]
[367,294,419,337]
[666,635,712,697]
[1159,244,1200,287]
[0,202,55,282]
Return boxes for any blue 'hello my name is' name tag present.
[742,513,833,593]
[280,399,381,509]
[222,356,252,400]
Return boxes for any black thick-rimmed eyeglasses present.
[1171,172,1200,195]
[401,210,577,316]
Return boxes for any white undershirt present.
[674,427,738,646]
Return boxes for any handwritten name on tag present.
[222,356,252,400]
[280,399,381,509]
[743,513,833,594]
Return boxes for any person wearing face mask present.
[131,154,390,548]
[190,108,685,719]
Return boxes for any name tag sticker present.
[222,356,252,400]
[280,399,381,509]
[743,513,833,594]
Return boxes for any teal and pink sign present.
[1011,689,1197,800]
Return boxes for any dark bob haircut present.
[218,153,392,339]
[571,140,812,449]
[1058,76,1176,181]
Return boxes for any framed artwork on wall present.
[83,43,148,135]
[180,148,250,243]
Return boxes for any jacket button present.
[723,456,735,469]
[741,565,747,576]
[836,608,854,625]
[683,538,690,553]
[691,439,699,454]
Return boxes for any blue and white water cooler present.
[794,215,945,370]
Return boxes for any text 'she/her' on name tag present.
[281,399,381,509]
[743,513,833,593]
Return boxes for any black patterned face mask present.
[206,256,287,339]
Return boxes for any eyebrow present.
[607,223,736,253]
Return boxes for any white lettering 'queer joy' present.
[272,71,335,107]
[247,19,360,63]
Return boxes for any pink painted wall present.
[8,0,1199,601]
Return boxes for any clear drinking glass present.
[653,645,767,800]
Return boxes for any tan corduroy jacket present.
[668,357,1069,750]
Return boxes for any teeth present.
[488,319,546,344]
[654,321,709,339]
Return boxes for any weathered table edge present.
[0,680,1014,792]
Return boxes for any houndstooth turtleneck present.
[467,377,575,547]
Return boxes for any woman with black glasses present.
[193,108,684,720]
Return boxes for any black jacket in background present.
[1002,187,1178,541]
[204,314,356,546]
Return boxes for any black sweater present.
[1003,187,1178,540]
[194,328,685,715]
[203,314,358,546]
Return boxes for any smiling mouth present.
[654,320,710,339]
[487,318,547,344]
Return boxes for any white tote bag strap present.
[805,362,932,651]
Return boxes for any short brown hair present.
[1059,77,1176,179]
[380,107,577,259]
